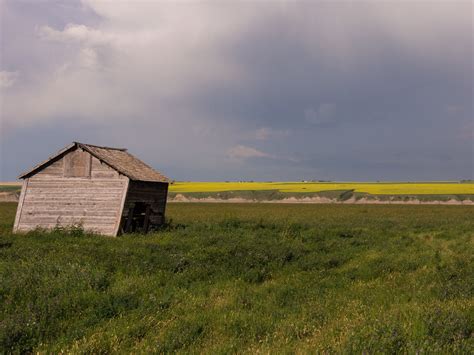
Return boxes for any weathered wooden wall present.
[14,148,128,236]
[120,181,168,232]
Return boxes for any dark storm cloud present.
[1,1,472,181]
[179,2,473,180]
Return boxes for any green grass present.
[0,202,473,353]
[0,185,21,193]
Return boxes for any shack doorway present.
[123,202,152,233]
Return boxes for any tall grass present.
[0,202,473,353]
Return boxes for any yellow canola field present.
[170,182,474,195]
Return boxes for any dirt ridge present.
[2,190,472,205]
[170,194,473,205]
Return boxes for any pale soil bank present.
[170,194,473,205]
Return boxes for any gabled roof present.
[18,142,170,183]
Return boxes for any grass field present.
[1,202,473,353]
[0,184,22,193]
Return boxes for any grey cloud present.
[254,127,290,140]
[0,71,19,88]
[227,145,272,160]
[305,104,336,125]
[0,0,472,181]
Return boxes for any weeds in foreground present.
[0,202,473,353]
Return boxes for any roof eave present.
[78,143,170,183]
[129,178,170,184]
[17,143,77,179]
[76,143,144,182]
[17,142,171,183]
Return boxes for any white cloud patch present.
[255,127,290,140]
[4,1,257,127]
[228,145,272,160]
[4,1,468,129]
[78,47,100,69]
[0,71,19,89]
[38,24,117,46]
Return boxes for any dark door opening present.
[123,202,152,233]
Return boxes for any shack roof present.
[18,142,170,183]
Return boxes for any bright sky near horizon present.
[0,0,472,181]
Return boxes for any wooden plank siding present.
[64,149,91,177]
[14,144,169,236]
[13,179,29,233]
[16,178,128,236]
[91,156,121,179]
[27,159,64,180]
[113,178,129,236]
[15,149,129,236]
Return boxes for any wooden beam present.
[124,206,134,233]
[13,179,28,233]
[161,183,169,225]
[113,177,129,237]
[143,205,151,233]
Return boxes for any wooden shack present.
[13,142,170,236]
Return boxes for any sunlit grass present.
[1,202,473,353]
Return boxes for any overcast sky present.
[0,0,472,181]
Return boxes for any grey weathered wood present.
[14,143,169,236]
[143,205,151,233]
[21,210,118,217]
[63,149,92,177]
[91,171,119,179]
[13,179,28,232]
[124,206,135,232]
[27,179,125,186]
[161,183,169,225]
[113,177,129,236]
[16,174,126,235]
[91,157,120,179]
[17,143,76,179]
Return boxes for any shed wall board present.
[64,149,91,177]
[28,149,124,181]
[16,148,128,236]
[16,178,127,236]
[113,177,130,236]
[28,159,64,180]
[14,145,168,236]
[91,156,120,179]
[13,179,28,233]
